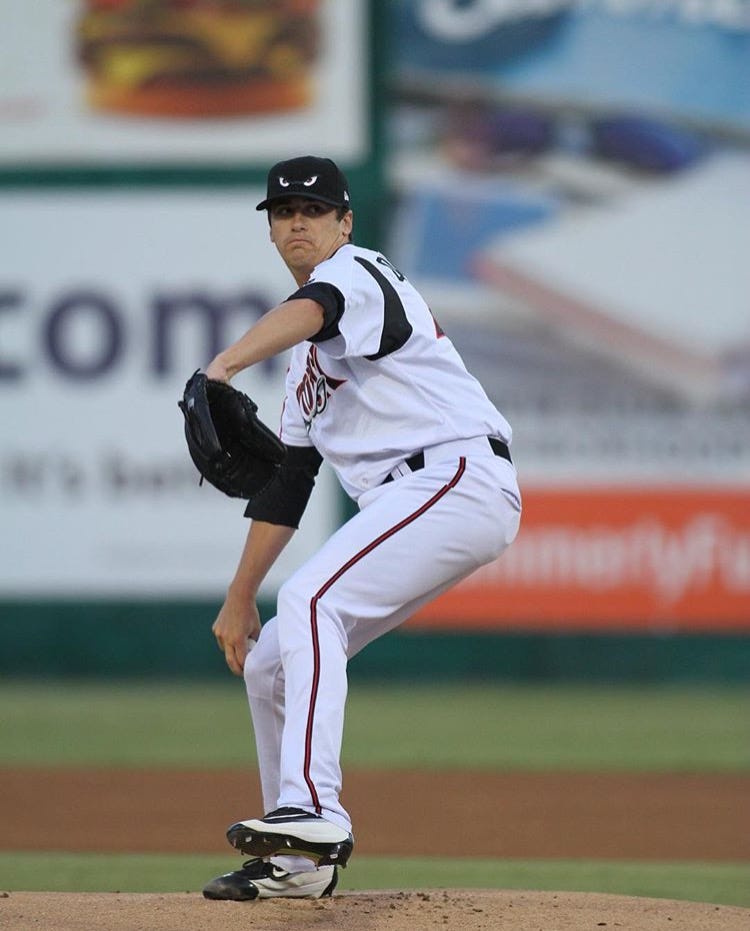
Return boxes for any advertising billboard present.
[0,189,339,598]
[388,0,750,630]
[0,190,342,597]
[0,1,376,604]
[0,0,368,167]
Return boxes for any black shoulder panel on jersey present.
[288,282,346,342]
[244,444,323,529]
[354,257,414,361]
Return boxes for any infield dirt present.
[2,767,748,931]
[2,768,748,860]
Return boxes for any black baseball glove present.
[178,370,286,499]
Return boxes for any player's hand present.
[212,595,261,676]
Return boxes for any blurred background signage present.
[388,0,750,629]
[0,0,367,166]
[1,0,748,630]
[0,0,371,600]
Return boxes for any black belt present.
[382,437,511,484]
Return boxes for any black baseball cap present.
[256,155,351,211]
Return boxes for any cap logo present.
[277,175,319,188]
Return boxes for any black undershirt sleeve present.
[287,281,345,342]
[243,444,323,529]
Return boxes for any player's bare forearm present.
[206,299,324,382]
[212,520,296,676]
[230,519,296,600]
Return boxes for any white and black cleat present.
[226,807,354,868]
[202,857,338,900]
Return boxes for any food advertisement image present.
[75,0,321,119]
[0,0,365,164]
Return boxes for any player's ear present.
[265,209,276,243]
[340,210,353,237]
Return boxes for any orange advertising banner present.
[411,488,750,632]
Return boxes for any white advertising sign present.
[0,0,367,166]
[0,190,340,597]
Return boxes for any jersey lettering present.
[376,254,406,282]
[354,257,413,361]
[295,345,346,427]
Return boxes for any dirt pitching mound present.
[1,890,747,931]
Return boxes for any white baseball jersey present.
[279,243,512,500]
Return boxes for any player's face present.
[269,197,353,283]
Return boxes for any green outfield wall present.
[1,600,747,683]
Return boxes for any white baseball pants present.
[243,437,521,838]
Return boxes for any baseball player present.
[201,155,521,901]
